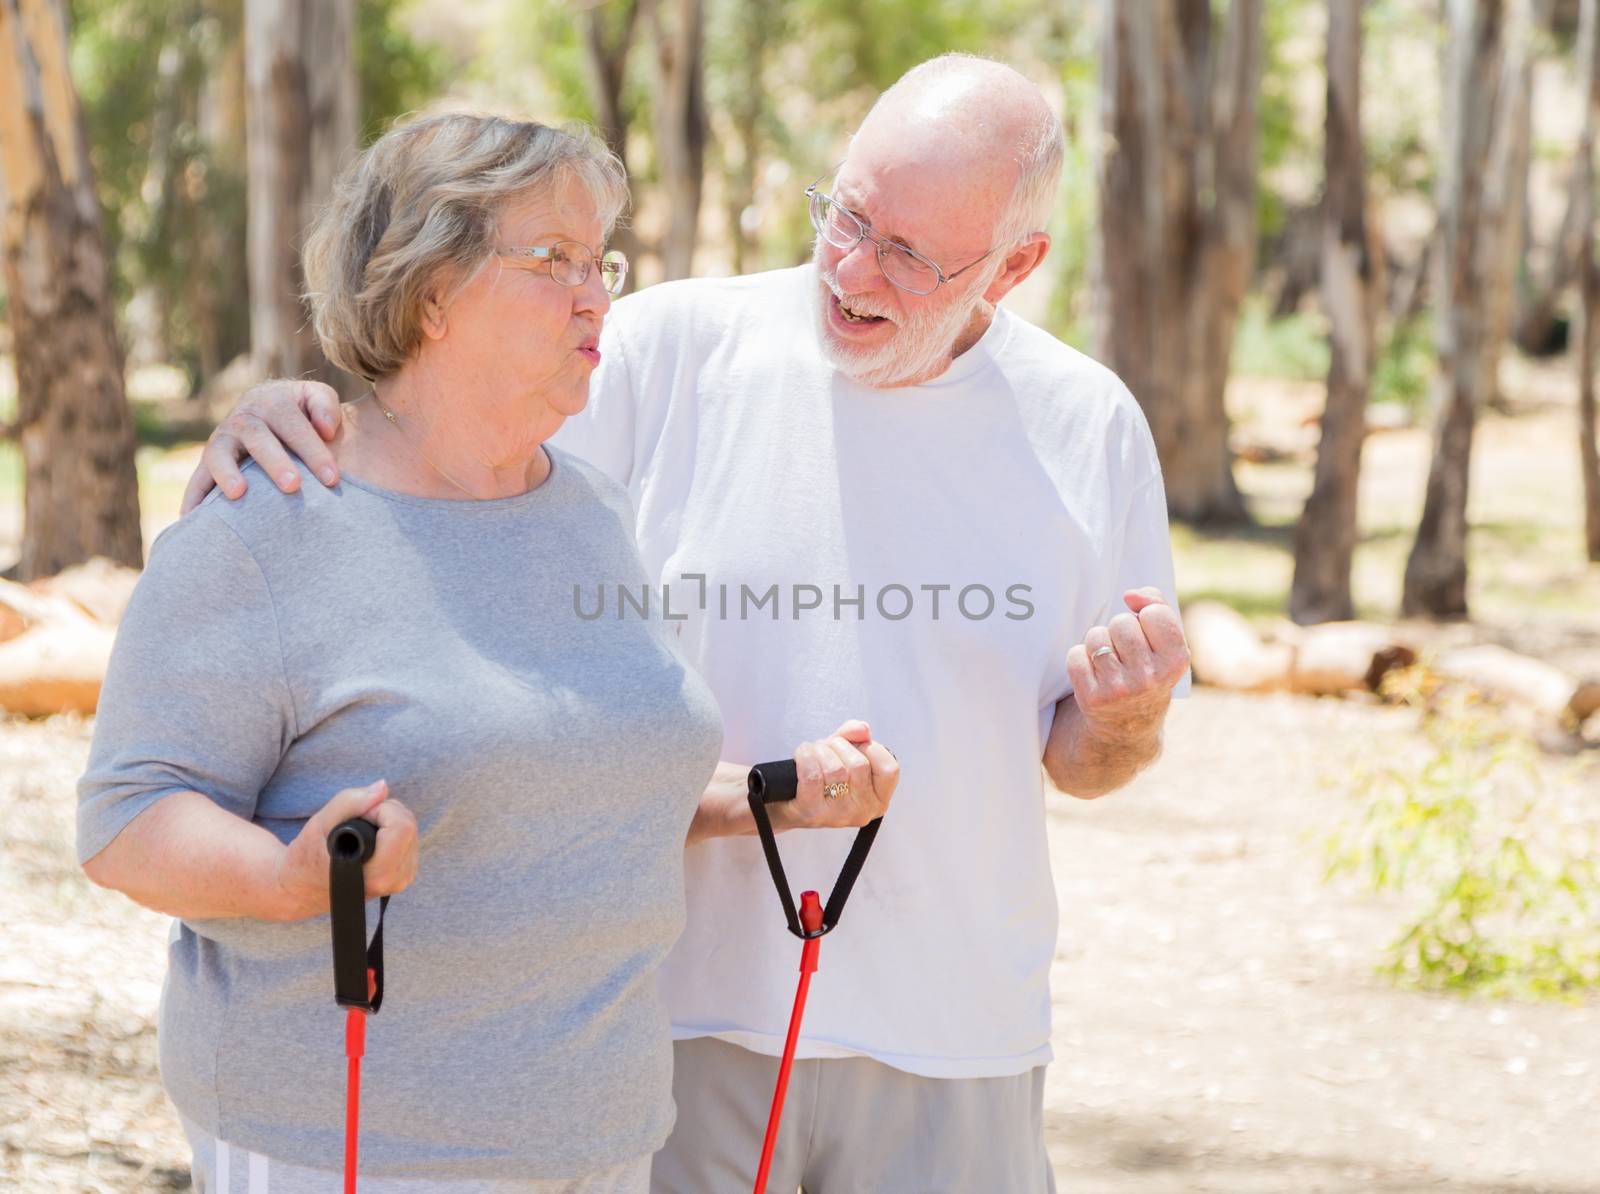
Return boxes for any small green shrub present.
[1325,668,1600,1000]
[1230,298,1331,381]
[1371,312,1436,420]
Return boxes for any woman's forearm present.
[686,761,760,847]
[81,791,306,921]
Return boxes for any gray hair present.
[302,113,629,381]
[993,100,1065,246]
[874,54,1065,248]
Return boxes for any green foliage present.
[1256,0,1318,245]
[791,0,1037,101]
[1230,297,1331,380]
[72,0,248,387]
[498,3,603,127]
[1229,300,1436,419]
[67,0,444,391]
[1371,312,1436,419]
[357,0,449,144]
[1326,670,1600,1000]
[1362,0,1441,199]
[1040,9,1098,349]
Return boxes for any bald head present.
[849,55,1063,246]
[811,56,1061,389]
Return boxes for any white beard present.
[810,247,997,389]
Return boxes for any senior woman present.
[77,113,897,1193]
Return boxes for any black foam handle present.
[748,759,798,804]
[746,758,882,940]
[329,818,377,864]
[328,816,385,1011]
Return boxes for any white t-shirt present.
[553,265,1183,1079]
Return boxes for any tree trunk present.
[1575,262,1600,559]
[1481,0,1542,408]
[1389,218,1437,325]
[1402,0,1518,618]
[1510,0,1579,357]
[244,0,355,389]
[648,0,705,282]
[194,9,249,388]
[130,5,189,369]
[1577,0,1600,560]
[580,0,644,284]
[1096,0,1263,526]
[1267,201,1325,318]
[583,0,638,164]
[0,0,143,580]
[1514,155,1587,355]
[723,0,776,275]
[1291,0,1377,625]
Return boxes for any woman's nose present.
[574,265,613,315]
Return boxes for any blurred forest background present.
[3,0,1600,621]
[3,1,1600,1189]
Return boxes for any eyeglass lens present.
[547,242,628,296]
[808,192,938,295]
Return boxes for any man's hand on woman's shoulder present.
[182,379,344,514]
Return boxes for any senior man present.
[187,53,1189,1194]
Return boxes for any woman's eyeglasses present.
[500,241,629,296]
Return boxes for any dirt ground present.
[2,689,1595,1192]
[1047,691,1598,1194]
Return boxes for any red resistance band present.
[344,969,376,1194]
[753,891,824,1194]
[328,819,389,1194]
[746,760,884,1194]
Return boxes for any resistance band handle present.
[748,758,799,803]
[747,760,883,941]
[798,891,823,972]
[328,817,389,1012]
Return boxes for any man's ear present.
[983,232,1051,305]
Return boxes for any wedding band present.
[823,781,850,801]
[1091,645,1117,661]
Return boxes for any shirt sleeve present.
[76,506,298,864]
[550,314,638,488]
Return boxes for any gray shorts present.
[651,1037,1057,1194]
[180,1114,650,1194]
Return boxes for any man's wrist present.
[1045,692,1167,798]
[1079,708,1164,757]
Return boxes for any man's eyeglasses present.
[805,175,998,296]
[500,241,629,296]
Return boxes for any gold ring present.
[823,781,850,800]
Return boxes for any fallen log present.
[1433,644,1600,727]
[31,557,142,626]
[0,579,116,717]
[1289,622,1418,696]
[1182,601,1295,692]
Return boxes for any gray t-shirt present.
[77,448,724,1181]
